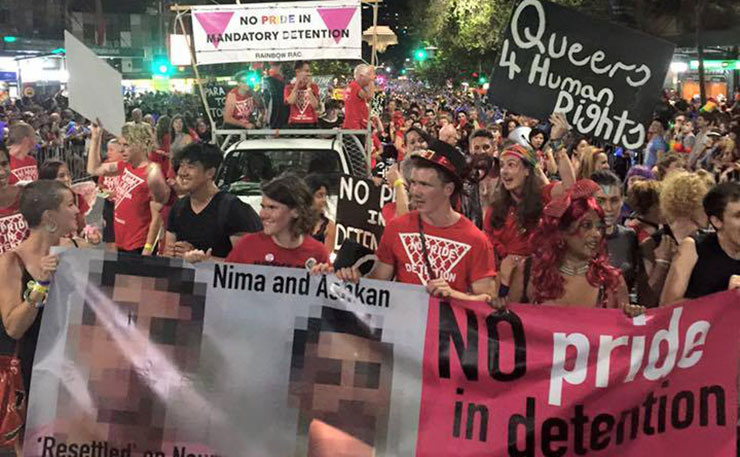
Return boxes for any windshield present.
[217,149,341,194]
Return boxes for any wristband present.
[23,287,45,309]
[498,284,510,298]
[144,243,154,251]
[32,284,49,295]
[393,179,405,188]
[655,259,670,265]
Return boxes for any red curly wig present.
[530,196,622,304]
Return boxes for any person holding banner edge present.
[660,181,740,305]
[165,143,262,261]
[499,179,644,316]
[313,140,498,302]
[0,180,80,399]
[186,173,328,268]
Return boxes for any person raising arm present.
[87,120,170,255]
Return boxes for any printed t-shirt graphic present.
[228,88,255,124]
[113,161,152,251]
[376,211,496,292]
[226,232,328,268]
[9,155,38,184]
[0,197,28,254]
[284,83,320,124]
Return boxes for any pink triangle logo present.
[317,7,357,44]
[194,12,234,49]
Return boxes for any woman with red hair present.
[503,180,644,314]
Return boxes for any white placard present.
[64,31,125,136]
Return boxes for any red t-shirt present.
[0,194,28,254]
[483,206,535,263]
[75,192,90,234]
[148,149,175,181]
[9,155,38,185]
[99,150,123,201]
[284,83,319,124]
[226,232,329,268]
[381,202,397,225]
[625,219,652,244]
[376,211,496,292]
[113,161,152,251]
[342,81,369,129]
[228,88,256,124]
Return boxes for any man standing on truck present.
[343,64,375,130]
[284,61,320,128]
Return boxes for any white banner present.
[191,0,362,65]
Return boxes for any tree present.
[408,0,739,85]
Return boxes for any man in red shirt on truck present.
[342,64,375,130]
[284,61,320,127]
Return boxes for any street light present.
[413,49,428,62]
[478,76,487,85]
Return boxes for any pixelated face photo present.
[289,307,394,456]
[57,255,207,450]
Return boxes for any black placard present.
[487,0,675,149]
[334,175,394,252]
[203,82,231,126]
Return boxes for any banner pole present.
[172,7,217,142]
[371,2,379,67]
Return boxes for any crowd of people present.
[0,60,739,455]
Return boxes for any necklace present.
[558,262,589,276]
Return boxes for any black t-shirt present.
[168,191,262,258]
[686,231,740,299]
[606,224,640,292]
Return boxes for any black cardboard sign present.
[335,175,394,251]
[487,0,675,149]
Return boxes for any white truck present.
[214,129,371,216]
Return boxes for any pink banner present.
[417,292,740,456]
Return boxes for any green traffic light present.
[3,36,18,43]
[478,76,487,85]
[414,49,428,62]
[151,56,173,77]
[51,48,66,55]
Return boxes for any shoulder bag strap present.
[417,213,437,282]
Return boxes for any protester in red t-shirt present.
[485,113,575,292]
[342,64,375,130]
[0,147,27,254]
[38,160,100,244]
[224,71,260,129]
[87,121,170,255]
[7,122,38,185]
[184,174,329,268]
[317,141,497,301]
[284,61,320,126]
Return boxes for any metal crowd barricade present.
[213,128,372,178]
[35,141,92,184]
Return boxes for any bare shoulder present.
[0,251,23,290]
